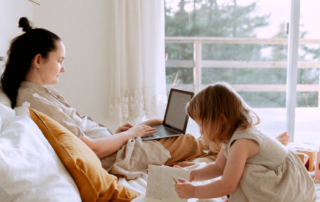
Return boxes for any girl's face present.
[39,41,66,85]
[194,118,205,136]
[194,117,222,144]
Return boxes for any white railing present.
[165,37,320,107]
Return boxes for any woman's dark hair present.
[1,17,61,108]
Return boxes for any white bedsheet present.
[118,142,320,202]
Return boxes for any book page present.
[146,165,190,202]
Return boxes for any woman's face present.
[39,40,66,85]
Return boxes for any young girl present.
[174,82,316,201]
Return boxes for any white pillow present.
[14,101,30,117]
[0,87,11,108]
[0,116,81,202]
[0,101,30,119]
[0,103,15,118]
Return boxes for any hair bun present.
[18,17,32,32]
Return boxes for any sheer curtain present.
[106,0,167,129]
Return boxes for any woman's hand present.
[114,123,134,134]
[126,124,157,138]
[174,178,195,199]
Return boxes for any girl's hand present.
[176,161,196,168]
[114,123,134,134]
[174,178,195,199]
[173,165,196,182]
[126,125,157,138]
[189,170,196,182]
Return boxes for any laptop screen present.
[164,89,194,132]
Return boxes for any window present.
[165,0,319,141]
[294,0,320,142]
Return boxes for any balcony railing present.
[165,37,320,107]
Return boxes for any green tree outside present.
[165,0,320,107]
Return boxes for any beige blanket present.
[101,137,171,180]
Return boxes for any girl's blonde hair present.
[187,82,260,145]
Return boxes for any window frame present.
[286,0,300,141]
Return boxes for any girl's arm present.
[175,139,259,199]
[194,139,259,198]
[190,146,227,181]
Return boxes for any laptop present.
[142,88,194,141]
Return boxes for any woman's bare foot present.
[276,132,290,146]
[176,161,196,168]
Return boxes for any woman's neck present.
[25,70,45,86]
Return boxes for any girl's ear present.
[220,113,227,124]
[32,54,42,69]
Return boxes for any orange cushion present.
[29,107,137,202]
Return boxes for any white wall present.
[0,0,116,128]
[33,0,113,127]
[0,0,33,71]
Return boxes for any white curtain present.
[106,0,167,128]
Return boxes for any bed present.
[0,92,319,201]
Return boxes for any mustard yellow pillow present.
[29,108,137,202]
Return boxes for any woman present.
[1,18,290,177]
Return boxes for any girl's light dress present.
[223,127,316,202]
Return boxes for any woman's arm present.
[28,96,158,158]
[81,125,157,158]
[190,146,227,181]
[175,139,259,199]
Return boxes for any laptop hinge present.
[163,124,184,134]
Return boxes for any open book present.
[132,165,191,202]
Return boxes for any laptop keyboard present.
[146,125,179,137]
